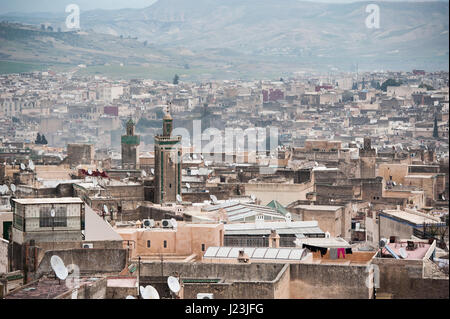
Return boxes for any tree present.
[41,134,48,145]
[381,79,402,92]
[173,74,179,85]
[35,133,42,144]
[419,83,434,90]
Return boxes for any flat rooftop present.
[293,205,342,211]
[381,209,444,225]
[5,276,101,299]
[12,197,83,205]
[382,241,432,260]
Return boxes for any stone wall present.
[36,248,127,277]
[0,238,8,274]
[289,263,372,299]
[372,258,449,299]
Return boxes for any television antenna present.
[167,276,181,295]
[399,247,408,259]
[170,218,178,229]
[50,255,68,280]
[140,285,160,299]
[210,195,218,204]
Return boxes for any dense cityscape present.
[0,0,448,306]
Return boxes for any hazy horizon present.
[0,0,448,14]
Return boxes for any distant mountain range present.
[0,0,448,78]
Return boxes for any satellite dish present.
[200,155,204,160]
[103,205,109,214]
[50,255,68,280]
[250,194,256,201]
[20,163,26,170]
[50,208,56,217]
[127,172,131,177]
[88,169,93,175]
[141,285,160,299]
[151,168,154,175]
[126,295,136,299]
[399,248,408,259]
[210,195,218,204]
[176,194,182,203]
[10,184,16,193]
[186,183,190,189]
[167,276,181,294]
[29,160,35,171]
[141,170,147,178]
[379,238,387,248]
[170,218,178,229]
[193,154,198,160]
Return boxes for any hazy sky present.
[0,0,447,14]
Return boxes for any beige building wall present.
[244,182,314,206]
[118,223,224,259]
[377,163,409,184]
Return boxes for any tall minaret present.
[154,104,182,204]
[121,118,140,169]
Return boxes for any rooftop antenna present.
[140,285,160,299]
[170,218,178,229]
[50,255,68,282]
[167,276,181,297]
[399,247,408,259]
[210,195,218,204]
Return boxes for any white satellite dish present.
[186,183,191,189]
[167,276,181,294]
[141,170,147,178]
[176,194,182,203]
[399,248,408,259]
[193,154,198,160]
[127,172,131,177]
[10,184,16,193]
[29,160,35,171]
[250,194,256,201]
[151,168,154,175]
[141,285,160,299]
[210,195,218,204]
[88,169,93,175]
[20,163,26,170]
[50,255,68,280]
[50,208,56,217]
[170,218,178,229]
[126,295,136,299]
[103,205,109,214]
[200,155,204,160]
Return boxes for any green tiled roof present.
[266,200,289,216]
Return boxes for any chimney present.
[269,229,280,248]
[237,250,250,263]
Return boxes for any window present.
[163,240,167,248]
[39,206,67,228]
[201,244,205,251]
[147,240,151,248]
